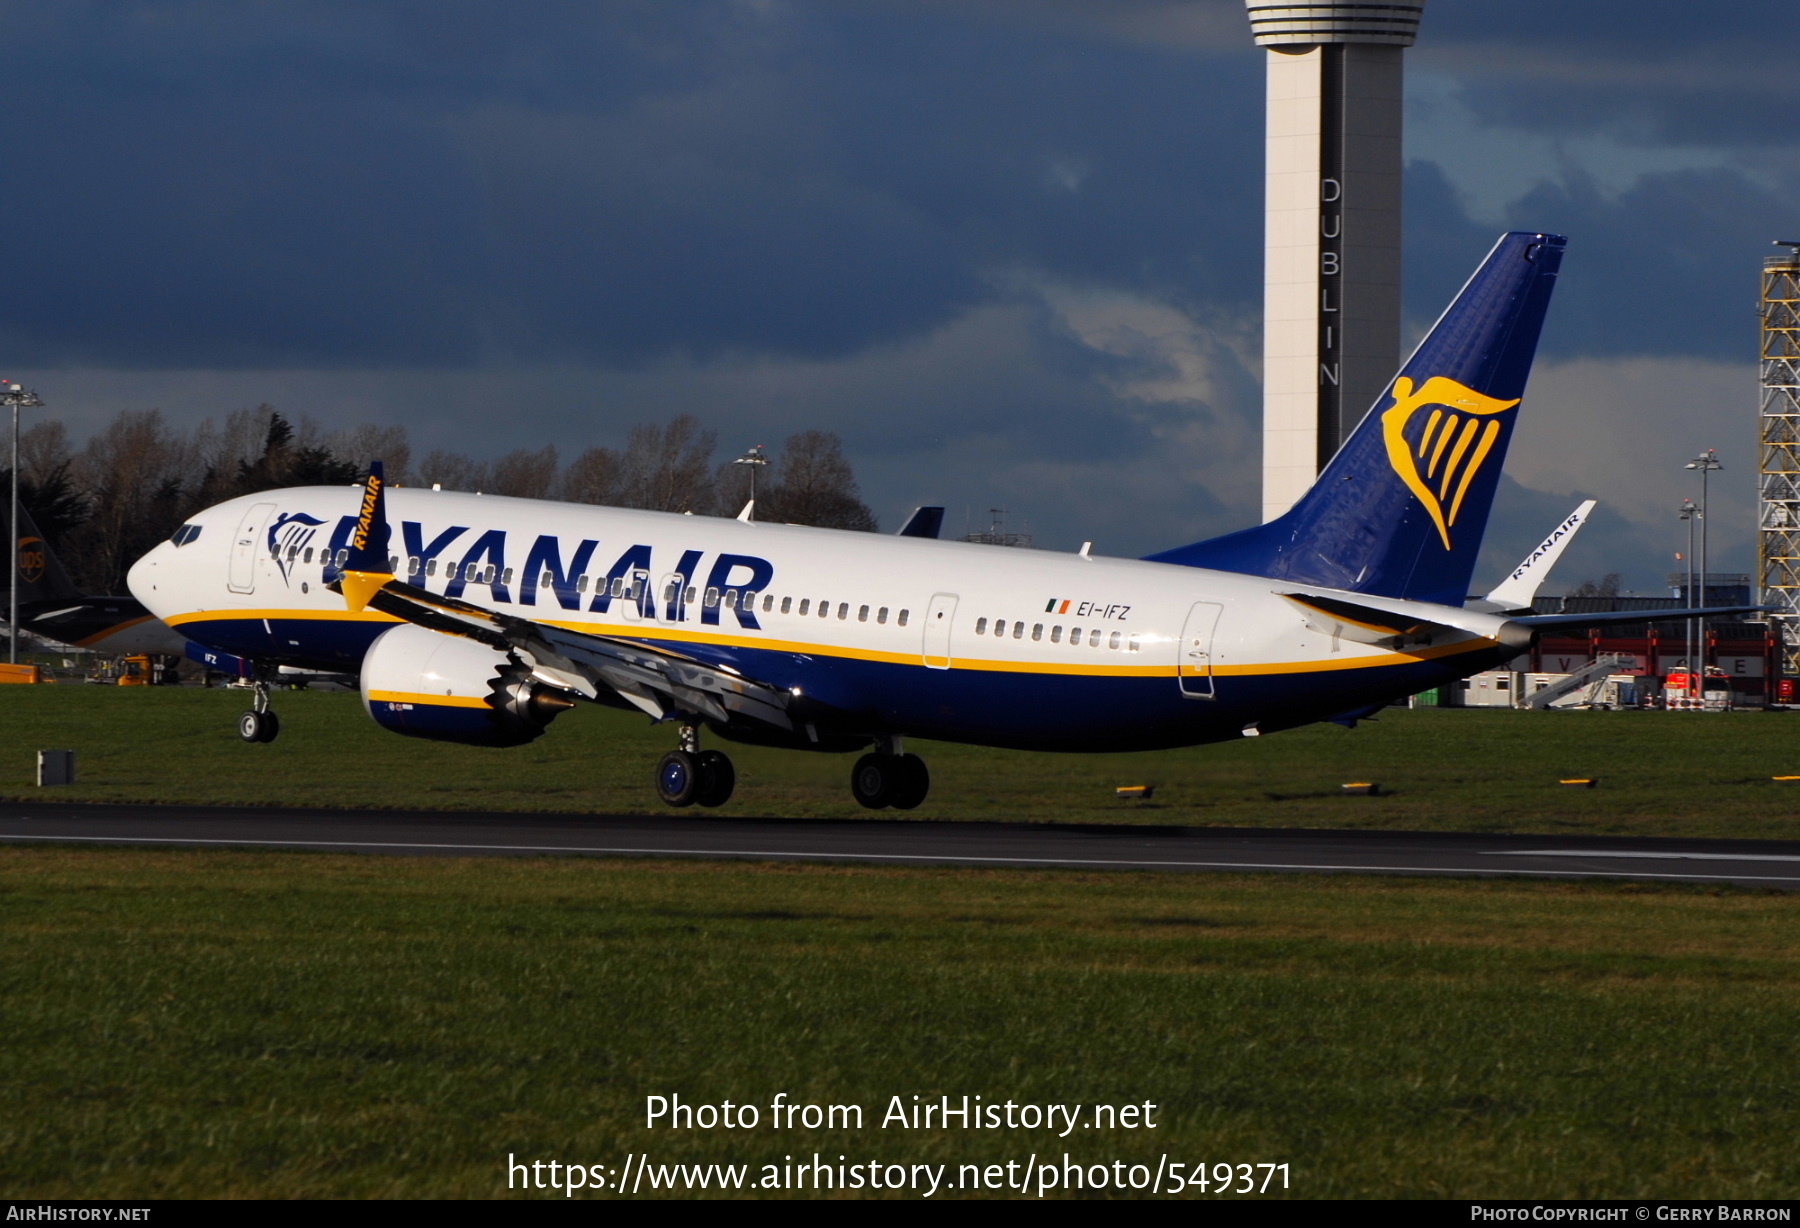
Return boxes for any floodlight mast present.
[5,381,45,665]
[732,445,768,518]
[1685,448,1722,682]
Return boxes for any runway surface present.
[2,801,1799,887]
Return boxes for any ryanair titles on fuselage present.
[282,503,776,628]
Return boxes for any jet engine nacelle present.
[360,624,575,747]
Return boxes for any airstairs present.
[1522,653,1635,711]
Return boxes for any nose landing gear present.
[655,724,735,808]
[237,681,279,743]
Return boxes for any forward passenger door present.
[228,502,277,595]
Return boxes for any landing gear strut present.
[655,723,735,808]
[851,737,928,810]
[237,680,279,744]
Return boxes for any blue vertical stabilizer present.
[1147,232,1565,606]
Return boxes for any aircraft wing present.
[328,462,791,730]
[358,577,794,730]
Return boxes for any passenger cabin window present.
[819,600,829,618]
[975,618,988,635]
[408,556,421,576]
[685,586,696,602]
[704,588,720,607]
[763,594,774,612]
[577,575,589,593]
[1013,622,1024,639]
[993,620,1006,637]
[1109,631,1121,650]
[724,590,737,609]
[877,607,888,624]
[898,609,909,627]
[1127,636,1140,652]
[303,547,314,564]
[426,558,438,577]
[501,568,514,586]
[1089,629,1102,647]
[799,598,810,615]
[1032,624,1043,641]
[1050,625,1062,643]
[782,597,794,614]
[858,605,869,622]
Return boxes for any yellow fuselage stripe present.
[168,608,1494,679]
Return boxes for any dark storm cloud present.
[1403,157,1798,364]
[1421,0,1800,148]
[1501,168,1795,362]
[0,1,1261,370]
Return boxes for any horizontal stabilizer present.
[1510,604,1765,631]
[1278,591,1514,652]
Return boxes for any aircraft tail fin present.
[1147,231,1566,607]
[333,461,395,613]
[897,506,945,539]
[12,502,83,604]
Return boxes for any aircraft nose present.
[126,540,172,611]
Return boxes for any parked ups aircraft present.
[10,503,184,655]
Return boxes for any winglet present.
[1473,499,1597,613]
[335,461,395,614]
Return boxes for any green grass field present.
[3,685,1800,837]
[3,847,1796,1199]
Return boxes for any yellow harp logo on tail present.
[1381,376,1520,550]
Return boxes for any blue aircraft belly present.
[180,614,1495,753]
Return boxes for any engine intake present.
[360,624,575,746]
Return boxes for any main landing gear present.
[851,738,929,811]
[655,724,736,808]
[237,681,279,744]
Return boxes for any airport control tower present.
[1246,2,1425,520]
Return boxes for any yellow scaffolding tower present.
[1759,247,1800,679]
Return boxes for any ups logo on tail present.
[1380,376,1520,550]
[17,536,45,584]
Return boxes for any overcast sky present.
[4,0,1794,591]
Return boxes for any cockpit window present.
[169,523,203,547]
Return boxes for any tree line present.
[8,406,877,594]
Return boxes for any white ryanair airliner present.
[126,233,1742,810]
